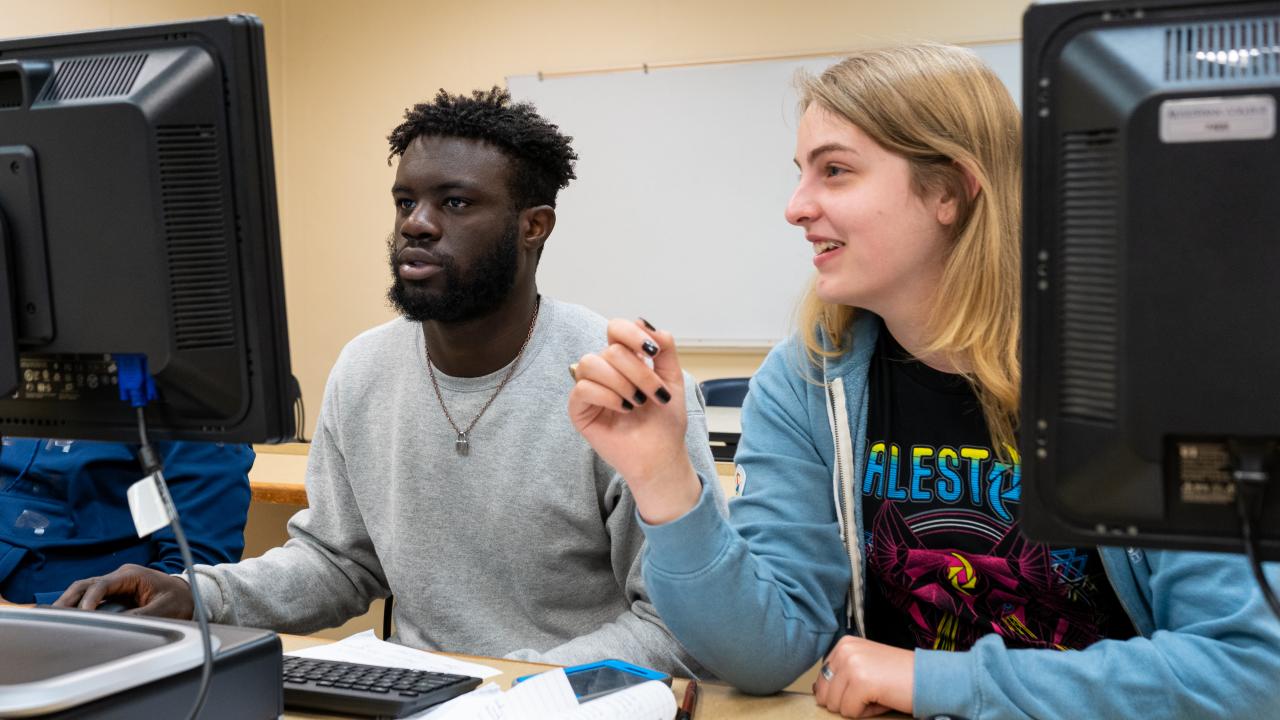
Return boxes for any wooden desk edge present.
[250,479,307,505]
[248,451,735,508]
[253,442,311,456]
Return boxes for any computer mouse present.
[95,600,132,613]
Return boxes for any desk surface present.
[249,445,739,506]
[278,635,885,720]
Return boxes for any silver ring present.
[820,662,833,681]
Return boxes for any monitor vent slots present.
[1057,129,1119,426]
[1165,16,1280,81]
[37,53,147,101]
[157,125,236,350]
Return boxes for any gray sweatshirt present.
[192,298,721,674]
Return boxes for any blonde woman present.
[568,44,1280,718]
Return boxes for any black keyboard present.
[281,655,482,718]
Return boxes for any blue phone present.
[514,659,671,702]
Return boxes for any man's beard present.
[386,221,520,323]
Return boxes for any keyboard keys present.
[281,655,481,718]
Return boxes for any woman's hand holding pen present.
[569,318,702,525]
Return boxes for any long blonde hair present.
[795,43,1022,457]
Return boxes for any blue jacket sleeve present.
[914,549,1280,718]
[147,442,254,574]
[641,345,850,693]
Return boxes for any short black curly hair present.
[387,86,577,209]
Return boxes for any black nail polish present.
[622,399,634,411]
[633,391,647,405]
[655,387,672,404]
[642,340,658,356]
[639,317,656,332]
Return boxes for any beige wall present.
[1,0,1027,430]
[277,0,1026,429]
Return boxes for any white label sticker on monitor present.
[1160,95,1275,143]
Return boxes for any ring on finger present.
[820,662,833,681]
[568,363,579,381]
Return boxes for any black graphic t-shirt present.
[861,326,1135,651]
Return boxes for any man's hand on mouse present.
[53,563,195,618]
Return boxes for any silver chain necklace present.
[424,298,541,456]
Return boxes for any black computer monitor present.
[1022,0,1279,560]
[0,15,295,443]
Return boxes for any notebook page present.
[561,680,676,720]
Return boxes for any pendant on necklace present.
[455,432,470,456]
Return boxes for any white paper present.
[286,630,500,679]
[501,669,580,720]
[413,670,579,720]
[127,472,170,537]
[562,681,676,720]
[413,670,676,720]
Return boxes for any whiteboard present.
[509,42,1019,347]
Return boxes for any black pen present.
[676,678,699,720]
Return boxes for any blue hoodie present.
[642,314,1280,718]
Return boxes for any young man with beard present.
[56,87,721,674]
